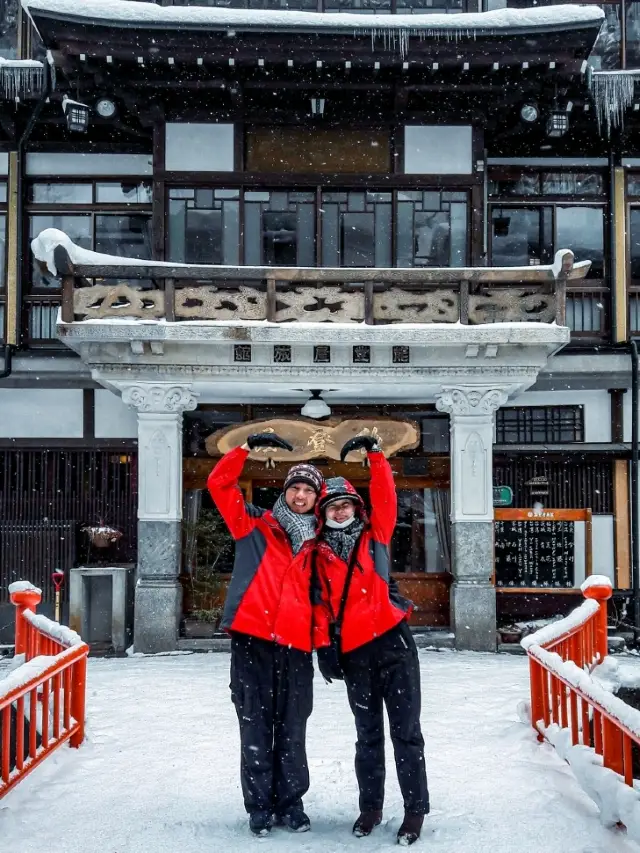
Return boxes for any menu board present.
[494,519,575,588]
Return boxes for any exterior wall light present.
[63,96,91,133]
[301,390,331,419]
[546,110,569,138]
[310,97,326,116]
[95,97,117,119]
[520,103,539,123]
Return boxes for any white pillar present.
[436,386,508,651]
[122,383,198,653]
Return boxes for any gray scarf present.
[272,494,317,554]
[322,518,365,564]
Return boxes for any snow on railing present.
[522,576,640,840]
[0,581,89,800]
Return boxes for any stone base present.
[451,521,496,652]
[134,577,182,654]
[134,519,182,654]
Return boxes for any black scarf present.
[272,494,317,554]
[322,518,365,564]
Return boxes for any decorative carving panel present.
[274,287,364,323]
[74,285,164,320]
[469,288,556,324]
[175,286,267,320]
[374,288,459,323]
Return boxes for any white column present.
[122,383,198,653]
[436,386,508,651]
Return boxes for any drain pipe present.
[631,339,640,642]
[0,62,52,380]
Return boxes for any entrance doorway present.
[180,473,452,638]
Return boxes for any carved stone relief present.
[469,287,556,324]
[74,285,164,320]
[436,387,509,417]
[121,384,198,414]
[374,288,459,323]
[175,286,267,320]
[274,287,364,323]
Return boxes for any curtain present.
[433,488,451,573]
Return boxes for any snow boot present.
[397,812,424,846]
[249,810,273,837]
[352,810,383,837]
[277,809,311,833]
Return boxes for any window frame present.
[495,405,585,445]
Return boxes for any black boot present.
[277,809,311,833]
[397,812,424,846]
[249,810,273,837]
[353,810,383,837]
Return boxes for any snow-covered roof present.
[22,0,605,37]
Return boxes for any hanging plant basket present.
[82,524,123,549]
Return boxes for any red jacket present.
[313,452,412,654]
[207,447,314,652]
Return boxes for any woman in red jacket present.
[314,435,429,846]
[208,432,323,837]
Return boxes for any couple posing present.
[207,432,429,846]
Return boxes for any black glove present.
[340,435,380,462]
[316,646,344,684]
[246,432,294,452]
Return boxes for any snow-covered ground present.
[1,650,639,853]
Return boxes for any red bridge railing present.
[523,576,640,831]
[0,581,89,800]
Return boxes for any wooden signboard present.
[205,417,420,463]
[494,509,592,591]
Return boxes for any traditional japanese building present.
[0,0,637,654]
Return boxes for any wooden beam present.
[5,151,18,347]
[613,166,628,343]
[614,459,631,589]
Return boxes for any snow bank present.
[23,610,84,649]
[8,580,42,595]
[521,599,600,651]
[21,0,605,35]
[543,723,640,840]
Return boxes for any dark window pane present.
[244,190,315,266]
[0,183,6,204]
[488,172,540,197]
[495,406,584,444]
[95,214,152,259]
[29,215,91,289]
[30,184,93,204]
[627,3,640,68]
[630,209,640,279]
[396,191,467,267]
[590,4,621,70]
[0,0,19,58]
[556,207,604,278]
[168,188,239,265]
[0,214,5,289]
[542,173,604,196]
[491,208,543,267]
[343,213,375,266]
[95,182,152,204]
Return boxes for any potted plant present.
[82,521,123,549]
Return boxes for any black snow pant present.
[230,633,313,816]
[341,621,430,816]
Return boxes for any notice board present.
[494,509,592,590]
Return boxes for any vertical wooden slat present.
[612,166,628,344]
[29,690,37,758]
[1,706,9,782]
[16,695,24,771]
[614,459,631,589]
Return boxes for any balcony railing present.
[43,239,589,327]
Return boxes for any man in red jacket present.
[314,435,429,846]
[208,432,323,837]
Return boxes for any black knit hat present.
[284,463,324,495]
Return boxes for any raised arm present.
[340,436,397,545]
[207,446,254,540]
[367,451,397,544]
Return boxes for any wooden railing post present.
[9,584,42,657]
[70,655,87,748]
[582,580,612,663]
[529,657,545,741]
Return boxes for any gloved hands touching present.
[316,645,344,684]
[245,433,294,452]
[340,435,381,462]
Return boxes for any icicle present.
[361,25,482,59]
[588,69,638,137]
[0,60,45,101]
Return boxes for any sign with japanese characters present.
[206,417,420,463]
[493,508,592,589]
